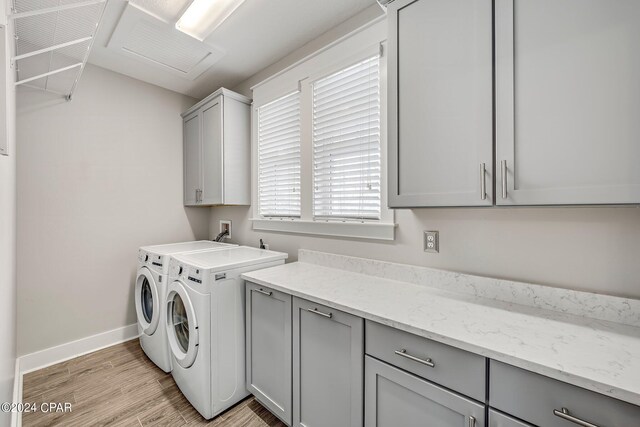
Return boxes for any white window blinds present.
[258,91,301,217]
[312,55,381,220]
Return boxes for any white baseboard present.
[11,358,21,427]
[18,323,140,375]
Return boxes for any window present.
[312,56,381,220]
[257,91,301,217]
[251,24,394,240]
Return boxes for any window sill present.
[251,218,396,241]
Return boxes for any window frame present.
[251,30,395,241]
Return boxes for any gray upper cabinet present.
[365,356,486,427]
[388,0,494,207]
[201,99,223,205]
[245,282,292,426]
[293,297,364,427]
[495,0,640,205]
[183,110,201,206]
[182,88,251,207]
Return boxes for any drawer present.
[490,360,640,427]
[365,320,486,401]
[488,410,532,427]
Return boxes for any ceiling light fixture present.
[175,0,246,41]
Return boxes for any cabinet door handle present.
[501,160,508,199]
[394,349,435,368]
[480,163,487,200]
[252,288,272,297]
[553,408,600,427]
[468,416,476,427]
[306,308,332,318]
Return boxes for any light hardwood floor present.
[21,339,286,426]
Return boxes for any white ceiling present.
[89,0,379,99]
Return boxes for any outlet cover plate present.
[424,231,439,253]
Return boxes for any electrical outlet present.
[220,220,231,239]
[424,231,439,253]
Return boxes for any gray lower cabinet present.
[488,410,532,427]
[246,284,640,427]
[245,282,292,425]
[490,360,640,427]
[365,356,486,427]
[292,297,364,427]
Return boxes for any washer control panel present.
[187,265,203,284]
[168,258,201,280]
[139,250,163,270]
[168,258,206,288]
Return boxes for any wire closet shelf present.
[10,0,108,100]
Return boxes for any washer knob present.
[178,266,183,275]
[144,255,149,262]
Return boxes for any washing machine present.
[166,246,288,419]
[135,241,236,372]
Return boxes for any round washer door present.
[135,267,160,335]
[166,281,199,369]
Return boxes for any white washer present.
[166,246,287,420]
[135,241,236,372]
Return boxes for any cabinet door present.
[200,97,224,205]
[221,96,251,205]
[388,0,493,207]
[489,410,533,427]
[365,356,485,427]
[293,298,364,427]
[183,110,201,206]
[245,282,292,426]
[495,0,640,205]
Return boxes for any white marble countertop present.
[242,259,640,406]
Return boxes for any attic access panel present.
[107,3,224,80]
[11,0,108,99]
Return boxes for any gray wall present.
[0,23,17,423]
[210,206,640,298]
[211,6,640,300]
[17,64,210,356]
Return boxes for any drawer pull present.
[394,349,435,368]
[253,288,272,297]
[468,416,476,427]
[553,407,600,427]
[307,308,332,318]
